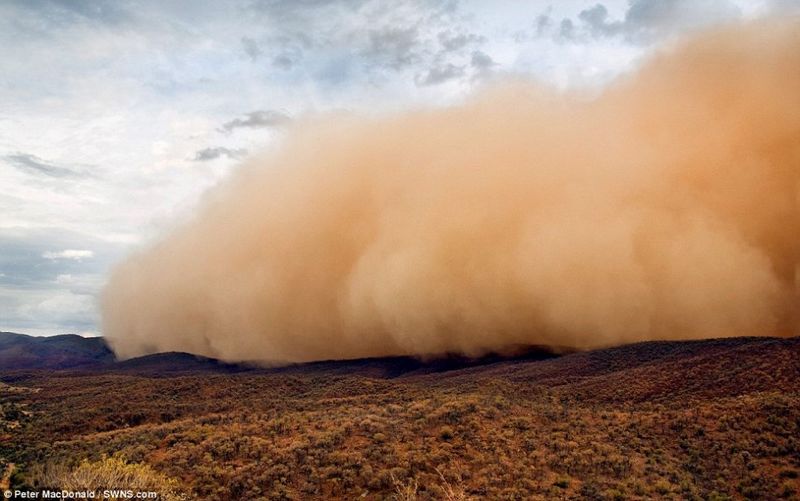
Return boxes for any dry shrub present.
[435,467,473,501]
[29,456,184,500]
[391,472,418,501]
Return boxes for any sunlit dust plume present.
[102,19,800,364]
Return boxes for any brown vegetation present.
[1,337,799,499]
[27,456,183,500]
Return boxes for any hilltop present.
[0,332,114,370]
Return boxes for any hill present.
[0,332,561,377]
[112,351,251,374]
[0,331,114,370]
[1,335,798,499]
[0,332,250,374]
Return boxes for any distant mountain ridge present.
[0,332,247,374]
[0,331,114,370]
[1,332,798,389]
[0,331,560,376]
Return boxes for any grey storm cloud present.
[242,0,473,83]
[437,31,484,52]
[415,62,464,86]
[366,26,422,69]
[8,0,134,28]
[273,54,294,69]
[4,153,87,178]
[561,0,743,44]
[530,0,744,44]
[193,147,248,162]
[241,37,263,61]
[470,50,496,71]
[248,0,369,25]
[220,110,291,133]
[621,0,741,41]
[535,14,551,36]
[559,18,576,40]
[578,4,620,37]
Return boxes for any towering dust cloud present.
[103,20,800,364]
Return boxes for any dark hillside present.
[0,332,114,370]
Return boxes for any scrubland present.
[2,337,799,500]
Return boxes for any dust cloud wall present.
[102,20,800,363]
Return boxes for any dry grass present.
[28,456,184,500]
[1,337,798,499]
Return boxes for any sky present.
[0,0,795,336]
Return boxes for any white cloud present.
[42,249,94,260]
[24,291,95,318]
